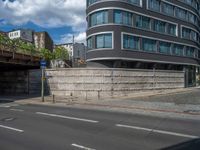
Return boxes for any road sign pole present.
[41,68,45,102]
[40,60,47,102]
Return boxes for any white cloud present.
[0,0,87,35]
[59,32,86,44]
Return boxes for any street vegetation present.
[0,33,69,61]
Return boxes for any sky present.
[0,0,87,44]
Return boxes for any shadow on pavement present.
[0,99,14,104]
[0,94,43,104]
[161,138,200,150]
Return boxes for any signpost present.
[40,60,47,102]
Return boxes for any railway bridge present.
[0,43,41,95]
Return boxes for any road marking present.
[71,144,96,150]
[116,124,199,139]
[10,109,24,112]
[0,105,11,108]
[0,125,24,133]
[36,112,99,123]
[0,104,19,108]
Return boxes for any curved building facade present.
[86,0,200,85]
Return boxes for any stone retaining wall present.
[0,68,185,97]
[45,68,185,99]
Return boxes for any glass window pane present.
[96,33,112,49]
[142,38,157,52]
[87,37,93,50]
[159,41,171,54]
[136,15,150,29]
[123,34,139,50]
[168,24,176,36]
[162,2,174,16]
[185,46,194,57]
[90,10,108,27]
[172,44,183,56]
[96,35,104,48]
[104,34,112,48]
[114,10,122,24]
[148,0,160,12]
[153,20,166,33]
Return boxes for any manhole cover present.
[0,117,16,122]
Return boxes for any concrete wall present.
[0,69,45,96]
[28,69,41,95]
[0,68,185,98]
[0,71,29,95]
[45,68,185,99]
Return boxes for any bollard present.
[52,94,55,103]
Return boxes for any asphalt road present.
[0,103,200,150]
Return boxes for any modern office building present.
[86,0,200,86]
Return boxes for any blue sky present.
[0,21,74,44]
[0,0,86,44]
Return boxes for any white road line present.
[0,125,24,133]
[71,144,96,150]
[36,112,99,123]
[0,105,11,108]
[10,109,24,112]
[116,124,199,139]
[0,104,19,108]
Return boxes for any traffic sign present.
[40,60,47,68]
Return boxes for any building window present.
[114,10,133,26]
[159,41,171,54]
[87,37,93,50]
[162,2,174,16]
[90,10,108,27]
[172,44,184,56]
[96,33,112,49]
[182,27,198,42]
[182,27,191,39]
[175,7,187,20]
[188,12,195,24]
[127,0,141,6]
[153,20,166,33]
[191,30,197,41]
[135,15,150,30]
[167,24,177,36]
[123,34,139,50]
[148,0,160,12]
[87,0,100,6]
[142,38,157,52]
[185,46,195,57]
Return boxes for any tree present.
[54,46,69,60]
[0,34,7,49]
[8,38,21,53]
[40,48,53,60]
[0,34,11,50]
[19,41,29,54]
[27,43,35,55]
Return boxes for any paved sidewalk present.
[1,87,200,120]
